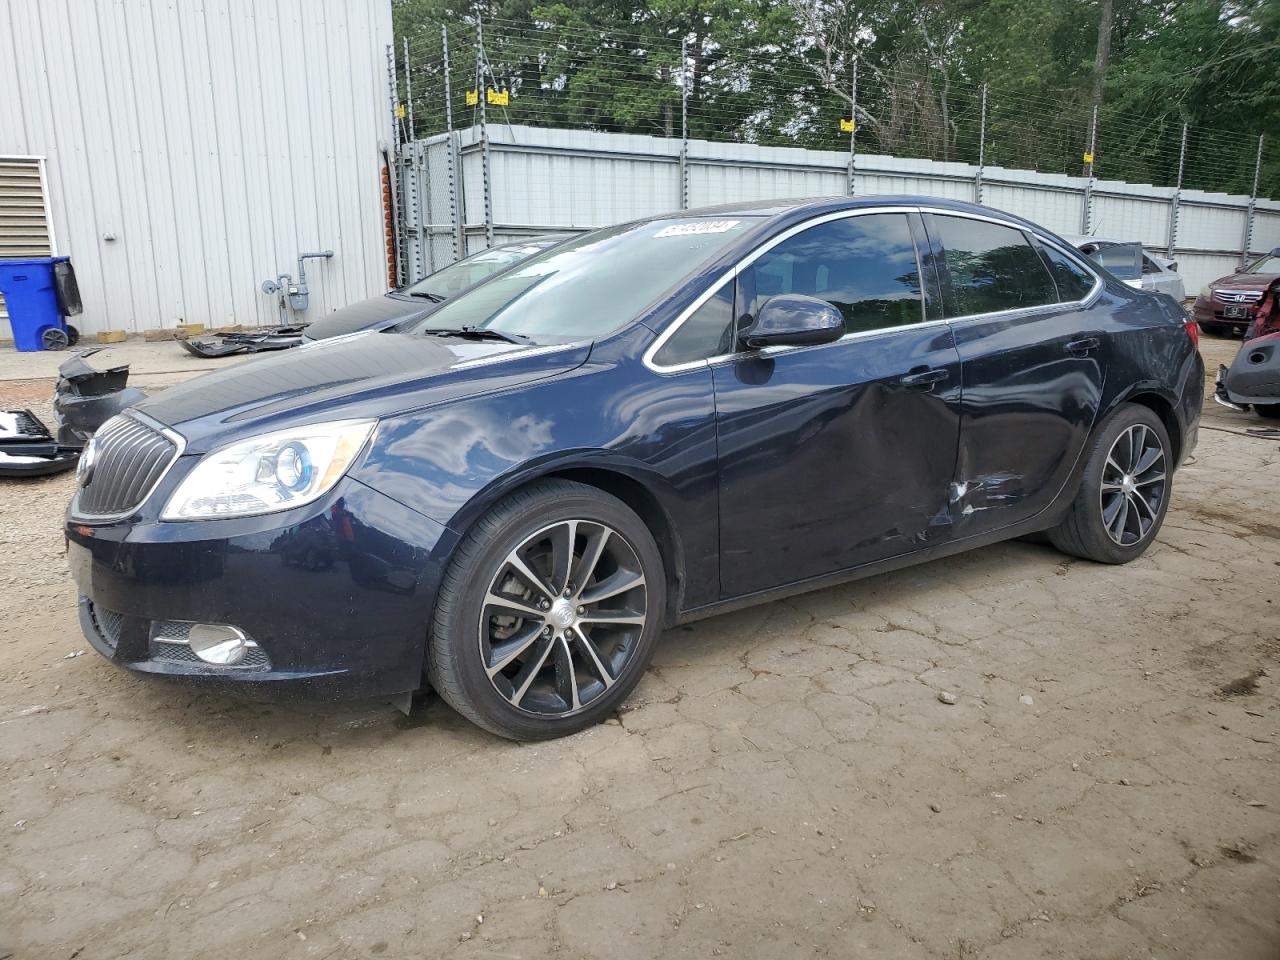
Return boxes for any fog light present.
[188,623,252,665]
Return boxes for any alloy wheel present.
[1099,422,1167,546]
[478,519,648,716]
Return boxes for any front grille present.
[88,602,124,651]
[74,414,179,518]
[1214,290,1262,304]
[151,639,270,669]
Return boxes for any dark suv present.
[67,197,1203,740]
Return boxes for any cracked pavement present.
[1,335,1277,959]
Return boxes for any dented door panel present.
[948,306,1105,531]
[713,325,963,598]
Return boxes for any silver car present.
[1065,236,1186,303]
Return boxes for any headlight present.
[1199,285,1212,300]
[161,419,376,520]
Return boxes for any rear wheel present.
[1197,321,1225,337]
[427,480,665,740]
[1049,404,1171,564]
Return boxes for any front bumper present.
[1192,298,1254,333]
[68,477,455,700]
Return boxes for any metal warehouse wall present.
[402,124,1279,297]
[0,0,393,338]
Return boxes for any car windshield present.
[403,217,761,341]
[1245,254,1280,274]
[402,244,549,300]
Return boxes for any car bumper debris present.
[179,325,307,358]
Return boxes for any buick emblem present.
[76,438,97,487]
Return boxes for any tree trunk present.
[1091,0,1113,110]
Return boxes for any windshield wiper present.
[408,291,446,302]
[419,326,533,345]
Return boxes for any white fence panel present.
[1252,204,1280,253]
[403,124,1276,295]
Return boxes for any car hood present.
[136,332,591,453]
[1211,272,1279,291]
[301,294,433,341]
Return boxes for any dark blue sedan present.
[67,197,1203,740]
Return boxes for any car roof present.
[666,195,1063,237]
[493,236,565,250]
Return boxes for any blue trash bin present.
[0,256,72,352]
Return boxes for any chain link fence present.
[384,19,1276,288]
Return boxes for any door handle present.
[899,368,950,389]
[1067,336,1101,355]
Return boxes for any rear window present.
[1039,244,1097,301]
[932,215,1058,317]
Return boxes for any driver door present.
[711,211,963,599]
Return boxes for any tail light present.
[1184,318,1200,350]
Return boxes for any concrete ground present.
[1,334,1277,959]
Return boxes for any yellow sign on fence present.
[1083,152,1095,164]
[466,89,509,107]
[395,103,406,120]
[840,118,855,133]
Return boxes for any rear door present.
[711,211,963,598]
[924,212,1107,536]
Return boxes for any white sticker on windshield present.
[654,219,741,238]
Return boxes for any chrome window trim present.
[918,207,1106,320]
[706,315,955,368]
[70,409,187,523]
[643,205,1104,375]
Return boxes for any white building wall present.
[0,0,393,337]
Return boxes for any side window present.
[1142,255,1161,275]
[932,215,1058,316]
[652,284,735,366]
[738,214,923,336]
[1039,244,1097,301]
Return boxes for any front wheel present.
[427,480,665,740]
[1049,405,1172,564]
[1254,404,1280,420]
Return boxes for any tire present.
[41,327,69,351]
[1255,404,1280,420]
[1197,321,1224,337]
[1048,404,1173,564]
[66,324,80,346]
[427,479,666,740]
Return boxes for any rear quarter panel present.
[1098,283,1202,462]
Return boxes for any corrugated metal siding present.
[410,124,1277,294]
[0,157,54,330]
[0,0,393,337]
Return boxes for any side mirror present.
[740,294,844,350]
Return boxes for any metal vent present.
[151,640,270,669]
[0,158,54,330]
[88,603,125,651]
[74,414,180,519]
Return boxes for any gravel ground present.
[1,335,1277,959]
